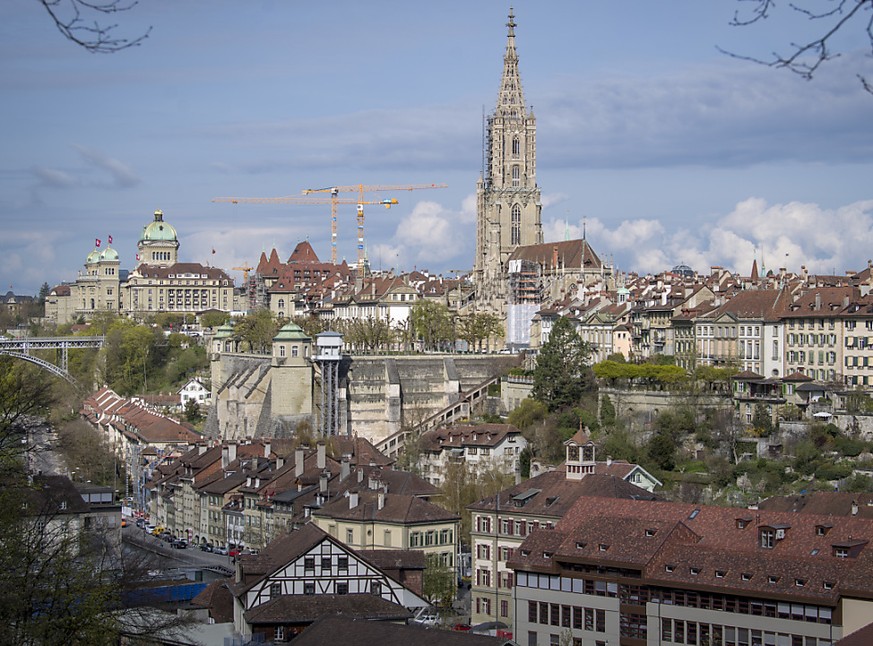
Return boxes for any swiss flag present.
[95,238,101,248]
[108,235,113,244]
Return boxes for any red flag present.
[95,238,101,248]
[108,235,113,244]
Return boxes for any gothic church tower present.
[475,8,542,308]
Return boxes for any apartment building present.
[467,431,660,631]
[510,496,873,646]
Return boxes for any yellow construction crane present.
[212,195,399,266]
[301,183,448,266]
[232,264,254,283]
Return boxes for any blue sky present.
[2,0,872,295]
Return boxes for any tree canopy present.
[531,317,594,411]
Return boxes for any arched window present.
[278,299,285,310]
[512,136,520,158]
[511,204,521,245]
[512,166,520,187]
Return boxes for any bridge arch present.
[0,351,79,387]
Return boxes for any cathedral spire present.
[497,7,526,116]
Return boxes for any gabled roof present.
[314,491,459,525]
[468,469,660,517]
[245,593,410,625]
[292,615,514,646]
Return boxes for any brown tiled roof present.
[509,497,873,604]
[191,579,235,623]
[508,238,603,271]
[836,621,873,646]
[420,423,522,452]
[244,593,411,624]
[757,493,873,520]
[293,615,513,646]
[467,469,660,517]
[315,491,459,525]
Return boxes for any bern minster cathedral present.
[475,9,614,347]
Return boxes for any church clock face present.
[568,445,579,461]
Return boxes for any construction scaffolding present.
[506,258,544,349]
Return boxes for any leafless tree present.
[38,0,151,53]
[720,0,873,93]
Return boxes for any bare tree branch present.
[720,0,873,94]
[38,0,151,53]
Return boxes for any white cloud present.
[552,198,873,278]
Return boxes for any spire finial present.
[507,7,516,37]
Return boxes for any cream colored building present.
[311,490,460,568]
[45,209,235,324]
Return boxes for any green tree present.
[646,432,677,471]
[422,553,455,610]
[518,446,532,478]
[184,399,203,424]
[200,310,230,329]
[37,282,50,305]
[0,357,57,471]
[507,398,548,431]
[409,300,454,352]
[234,309,280,354]
[600,394,617,427]
[531,316,594,411]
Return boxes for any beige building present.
[311,490,460,569]
[46,209,235,325]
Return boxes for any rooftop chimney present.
[319,470,329,494]
[264,441,271,458]
[349,491,359,509]
[317,441,326,470]
[276,456,284,470]
[852,500,859,516]
[341,458,350,481]
[357,469,364,483]
[295,446,306,478]
[377,491,385,511]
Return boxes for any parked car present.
[228,548,241,558]
[171,538,187,549]
[411,609,439,627]
[145,524,156,534]
[213,545,229,556]
[199,544,213,553]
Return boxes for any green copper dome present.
[100,247,119,262]
[86,249,101,264]
[214,321,235,339]
[273,322,310,342]
[141,209,178,242]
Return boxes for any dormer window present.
[741,573,752,582]
[816,524,832,536]
[665,565,675,573]
[645,528,657,537]
[736,518,751,529]
[715,570,726,578]
[598,543,609,552]
[760,528,776,549]
[834,547,849,559]
[543,551,553,559]
[823,581,834,590]
[768,576,780,584]
[690,567,700,576]
[795,578,806,587]
[575,541,586,550]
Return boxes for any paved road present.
[123,525,235,575]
